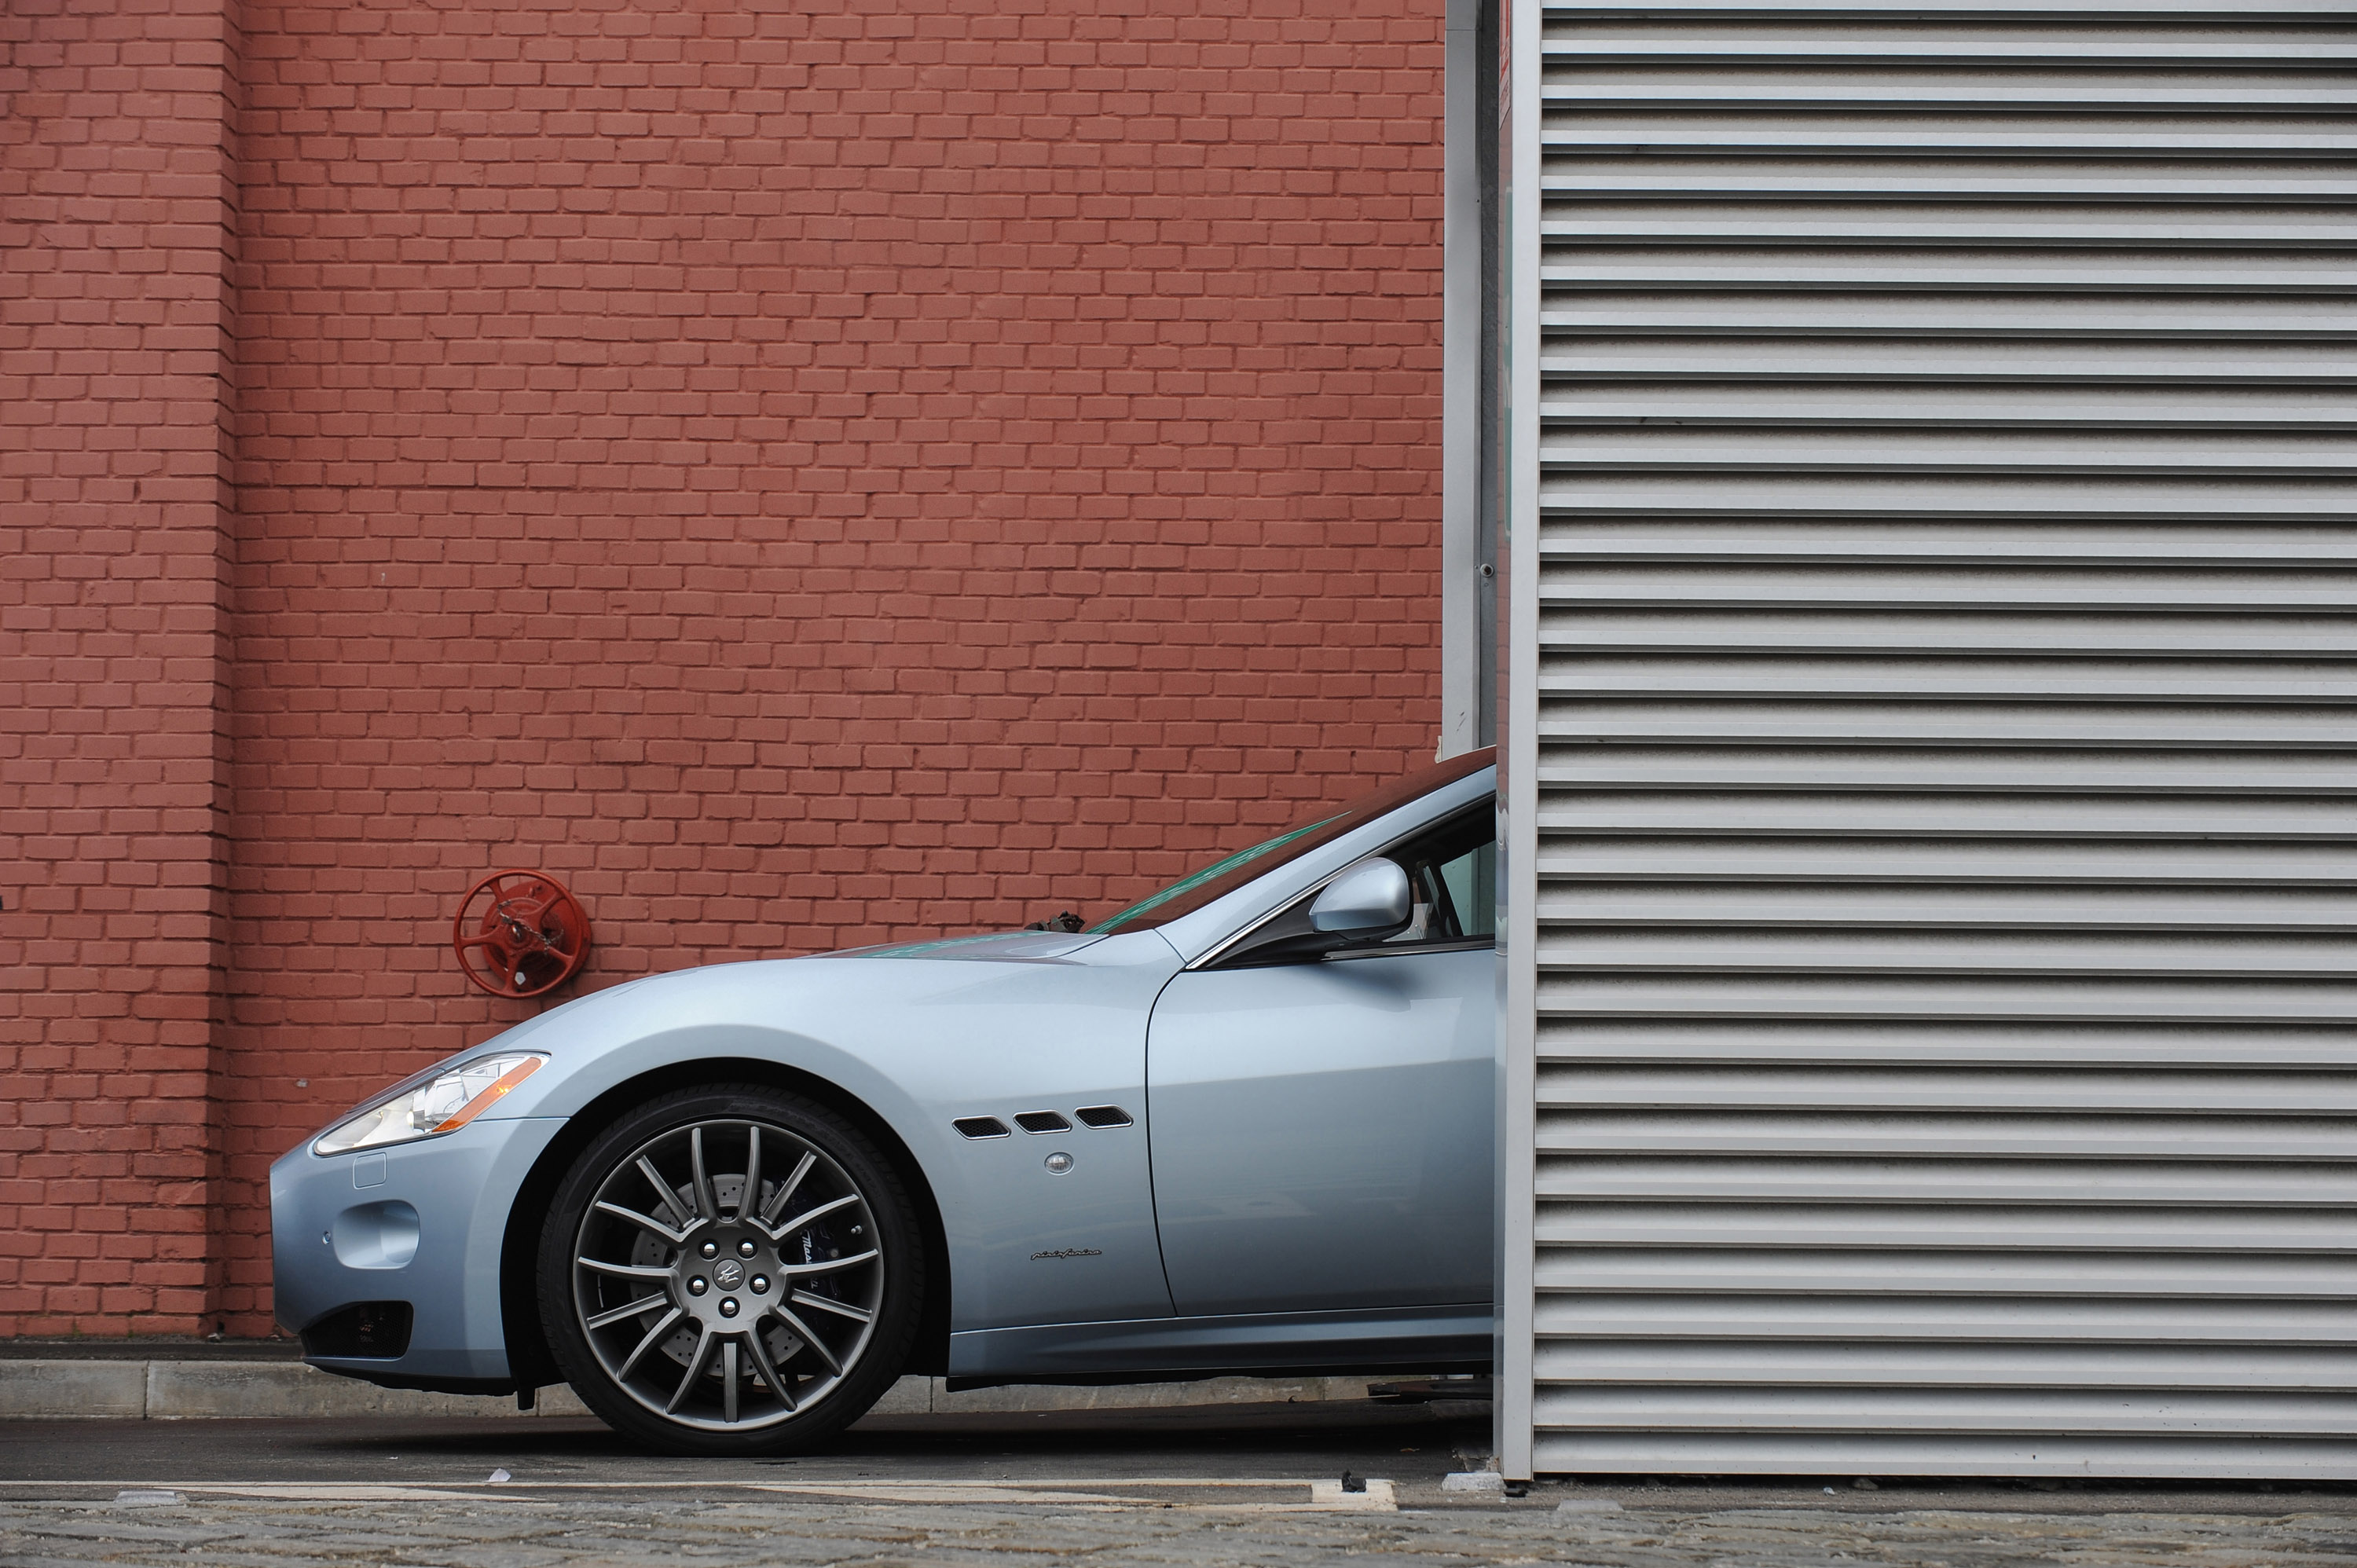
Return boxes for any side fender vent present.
[952,1117,1010,1140]
[1014,1111,1072,1134]
[1075,1105,1134,1129]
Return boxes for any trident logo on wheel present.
[451,869,592,998]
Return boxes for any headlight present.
[313,1053,547,1156]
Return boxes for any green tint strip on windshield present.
[1088,816,1343,934]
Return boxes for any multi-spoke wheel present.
[539,1085,922,1454]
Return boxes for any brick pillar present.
[0,0,240,1334]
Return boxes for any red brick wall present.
[9,0,1446,1337]
[1,0,244,1333]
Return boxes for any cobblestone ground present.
[6,1410,2354,1566]
[8,1490,2357,1568]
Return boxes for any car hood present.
[291,925,1173,1158]
[831,930,1108,963]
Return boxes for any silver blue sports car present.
[271,748,1498,1453]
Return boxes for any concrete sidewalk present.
[0,1341,1440,1422]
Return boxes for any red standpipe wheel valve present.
[452,869,592,998]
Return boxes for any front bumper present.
[270,1115,566,1392]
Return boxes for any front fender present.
[475,931,1183,1333]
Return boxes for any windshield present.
[1088,746,1497,934]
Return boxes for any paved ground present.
[5,1401,2357,1566]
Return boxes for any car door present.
[1144,803,1497,1317]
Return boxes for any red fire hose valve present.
[452,870,592,998]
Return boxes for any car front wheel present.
[538,1083,921,1454]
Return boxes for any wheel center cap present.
[713,1259,746,1290]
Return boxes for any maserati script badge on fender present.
[1030,1248,1103,1261]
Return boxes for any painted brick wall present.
[0,0,243,1333]
[9,0,1446,1337]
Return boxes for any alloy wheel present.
[570,1117,884,1431]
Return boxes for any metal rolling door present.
[1527,2,2357,1475]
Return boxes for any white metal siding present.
[1518,0,2357,1476]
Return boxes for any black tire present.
[537,1083,923,1456]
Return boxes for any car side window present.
[1379,804,1497,948]
[1207,800,1497,968]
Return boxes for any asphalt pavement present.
[1,1398,1488,1493]
[5,1401,2357,1566]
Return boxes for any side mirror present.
[1308,858,1413,936]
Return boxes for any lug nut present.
[687,1277,709,1296]
[750,1274,770,1294]
[719,1298,739,1318]
[737,1238,757,1258]
[699,1240,718,1259]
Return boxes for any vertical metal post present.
[1439,0,1484,761]
[1493,0,1542,1486]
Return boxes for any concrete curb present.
[0,1361,1398,1421]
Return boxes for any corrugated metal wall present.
[1517,0,2357,1476]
